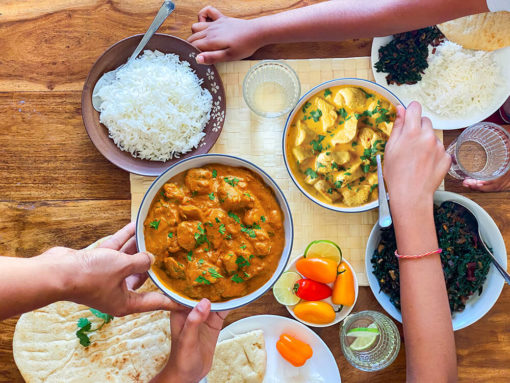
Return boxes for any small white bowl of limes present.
[273,240,358,328]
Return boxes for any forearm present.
[252,0,488,46]
[392,201,457,382]
[0,254,73,320]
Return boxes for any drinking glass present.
[340,310,401,372]
[242,60,301,118]
[446,122,510,180]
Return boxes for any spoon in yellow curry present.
[92,0,176,111]
[376,154,392,228]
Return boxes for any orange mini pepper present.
[332,261,355,306]
[293,301,336,324]
[296,257,337,284]
[276,333,313,367]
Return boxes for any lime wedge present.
[304,240,342,264]
[272,271,301,306]
[348,323,379,351]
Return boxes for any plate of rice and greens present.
[82,34,226,176]
[371,12,510,130]
[365,191,507,331]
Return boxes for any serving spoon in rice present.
[92,0,175,111]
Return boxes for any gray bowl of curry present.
[283,78,404,213]
[136,154,293,311]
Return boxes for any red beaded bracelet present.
[395,248,442,259]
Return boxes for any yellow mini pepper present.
[293,301,336,324]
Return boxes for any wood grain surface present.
[0,1,508,382]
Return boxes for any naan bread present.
[438,11,510,51]
[207,330,266,383]
[13,237,171,383]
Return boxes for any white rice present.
[96,50,213,161]
[398,41,499,117]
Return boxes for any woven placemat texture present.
[131,57,444,286]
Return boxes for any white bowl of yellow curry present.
[136,154,293,311]
[283,78,404,212]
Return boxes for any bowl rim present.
[81,33,226,177]
[284,255,359,328]
[364,190,507,331]
[282,77,405,213]
[135,153,294,311]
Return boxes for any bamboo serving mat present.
[131,57,443,286]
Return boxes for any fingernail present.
[145,252,155,265]
[196,54,204,64]
[197,298,209,313]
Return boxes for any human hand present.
[153,299,229,383]
[39,222,180,316]
[384,102,451,213]
[462,172,510,192]
[188,6,263,65]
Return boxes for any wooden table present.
[0,1,508,382]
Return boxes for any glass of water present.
[340,310,401,371]
[242,60,301,118]
[446,122,510,180]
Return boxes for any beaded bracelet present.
[394,248,442,259]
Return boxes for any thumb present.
[126,291,182,314]
[121,251,154,277]
[462,178,497,192]
[196,50,229,65]
[180,299,210,349]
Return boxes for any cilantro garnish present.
[219,224,226,235]
[324,89,332,97]
[302,101,312,113]
[370,184,378,193]
[168,232,174,238]
[310,109,322,122]
[195,276,211,285]
[240,244,247,249]
[208,192,215,200]
[231,274,245,283]
[187,250,193,261]
[260,216,266,222]
[337,108,348,119]
[149,220,160,230]
[228,211,240,223]
[76,309,114,347]
[334,180,343,189]
[224,177,239,187]
[212,169,217,178]
[208,268,224,279]
[305,168,318,179]
[236,255,250,268]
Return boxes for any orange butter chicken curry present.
[144,164,285,302]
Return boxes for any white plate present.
[371,36,510,130]
[365,190,507,331]
[202,315,341,383]
[285,256,358,328]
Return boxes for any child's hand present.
[188,6,263,65]
[152,299,229,383]
[383,102,451,213]
[463,173,510,192]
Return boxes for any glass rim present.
[454,122,510,181]
[242,60,301,118]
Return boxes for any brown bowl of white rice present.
[82,34,226,176]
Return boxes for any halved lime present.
[348,323,379,351]
[304,240,342,264]
[272,271,301,306]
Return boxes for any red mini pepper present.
[294,278,332,301]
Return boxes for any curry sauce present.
[144,165,285,302]
[286,85,396,207]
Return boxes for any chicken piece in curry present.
[144,165,285,302]
[286,85,396,207]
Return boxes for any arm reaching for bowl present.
[0,222,181,320]
[188,0,491,65]
[383,102,457,382]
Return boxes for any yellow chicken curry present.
[144,165,285,302]
[285,85,396,207]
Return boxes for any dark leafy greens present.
[371,201,492,313]
[374,26,445,86]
